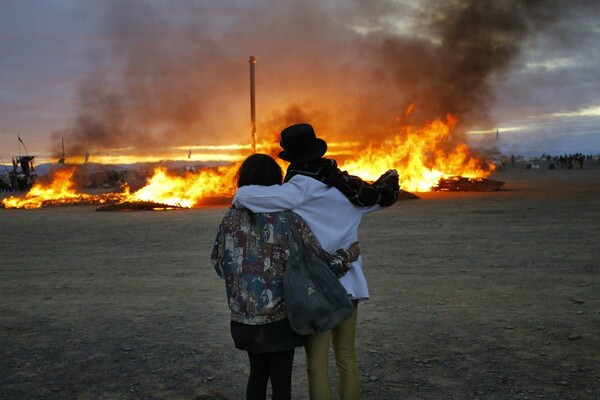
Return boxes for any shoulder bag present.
[283,216,354,335]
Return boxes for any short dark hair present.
[236,154,283,188]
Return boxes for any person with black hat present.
[233,123,400,400]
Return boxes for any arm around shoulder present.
[232,178,308,212]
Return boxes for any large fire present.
[125,165,238,208]
[1,165,239,209]
[1,168,125,209]
[2,115,495,209]
[340,114,494,192]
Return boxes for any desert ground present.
[1,160,599,400]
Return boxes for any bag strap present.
[285,211,302,256]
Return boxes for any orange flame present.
[123,164,239,208]
[339,114,494,192]
[2,115,495,209]
[1,168,125,209]
[1,164,242,209]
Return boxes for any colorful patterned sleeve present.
[210,223,226,279]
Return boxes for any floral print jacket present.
[211,209,352,325]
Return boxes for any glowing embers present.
[432,176,505,192]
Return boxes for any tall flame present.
[124,164,239,208]
[2,115,495,209]
[339,114,494,192]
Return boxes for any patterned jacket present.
[211,209,352,325]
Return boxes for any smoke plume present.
[52,0,569,159]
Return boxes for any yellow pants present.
[304,301,360,400]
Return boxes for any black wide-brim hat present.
[278,123,327,163]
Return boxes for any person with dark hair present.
[211,153,360,400]
[233,124,400,400]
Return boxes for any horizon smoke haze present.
[51,0,584,160]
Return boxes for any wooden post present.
[249,56,257,153]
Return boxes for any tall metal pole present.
[59,137,65,164]
[249,56,257,153]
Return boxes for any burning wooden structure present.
[9,155,37,191]
[95,196,231,211]
[432,176,505,192]
[96,201,187,211]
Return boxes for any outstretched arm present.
[372,169,400,206]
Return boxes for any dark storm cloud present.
[493,2,600,115]
[50,0,600,158]
[358,1,568,127]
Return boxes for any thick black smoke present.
[51,0,573,159]
[373,1,561,122]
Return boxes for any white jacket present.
[232,174,381,300]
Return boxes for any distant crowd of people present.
[497,153,596,170]
[541,153,590,169]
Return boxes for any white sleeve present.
[232,179,308,212]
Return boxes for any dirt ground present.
[1,160,599,400]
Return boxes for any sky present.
[1,0,599,166]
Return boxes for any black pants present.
[246,350,295,400]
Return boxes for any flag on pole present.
[18,134,29,155]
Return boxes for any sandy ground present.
[1,161,599,400]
